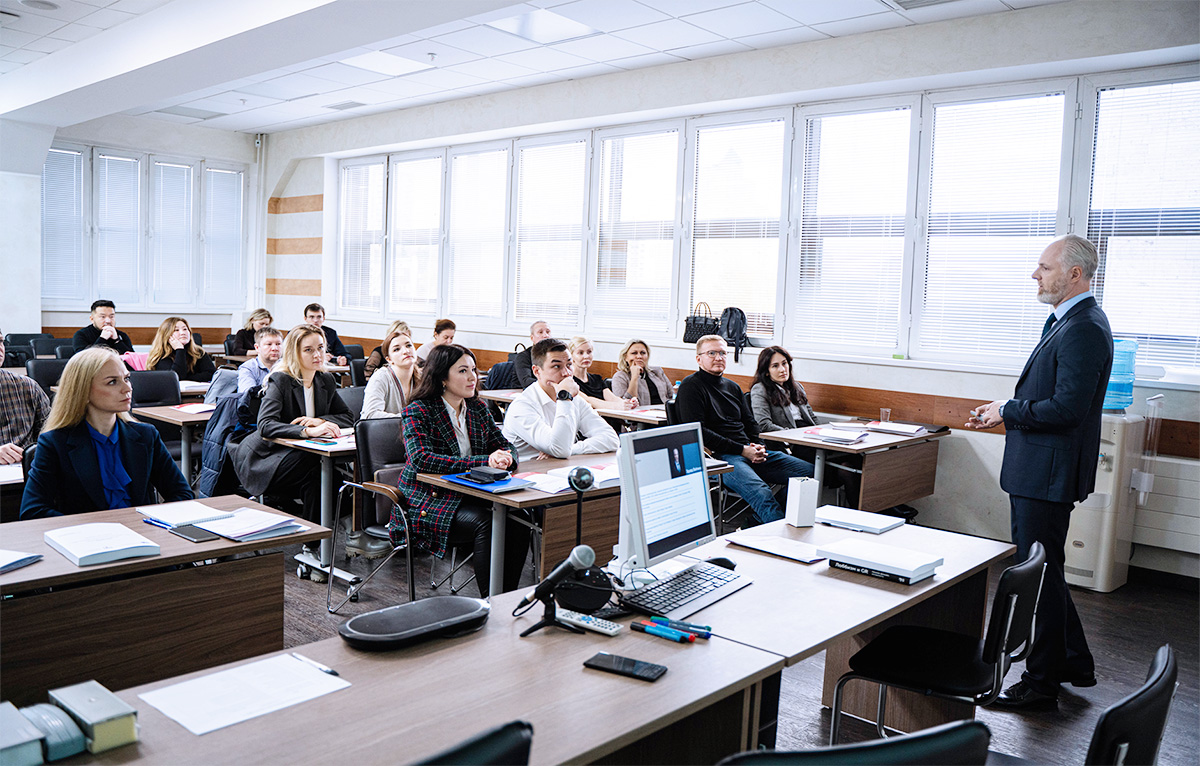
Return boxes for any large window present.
[338,159,386,313]
[41,145,246,310]
[446,147,510,320]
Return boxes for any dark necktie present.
[1042,314,1057,337]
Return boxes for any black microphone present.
[567,466,594,492]
[517,544,595,609]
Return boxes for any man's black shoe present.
[989,680,1058,711]
[1067,671,1097,688]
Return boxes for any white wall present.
[0,119,55,334]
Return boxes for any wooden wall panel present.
[268,194,323,214]
[41,326,229,346]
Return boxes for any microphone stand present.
[519,591,584,637]
[567,466,595,548]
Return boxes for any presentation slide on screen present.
[634,444,709,544]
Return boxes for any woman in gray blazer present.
[750,346,819,431]
[611,339,673,405]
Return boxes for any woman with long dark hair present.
[749,346,818,432]
[396,344,530,596]
[147,316,216,381]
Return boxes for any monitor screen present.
[616,423,715,570]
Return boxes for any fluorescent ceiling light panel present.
[485,9,599,45]
[341,50,431,76]
[156,104,227,119]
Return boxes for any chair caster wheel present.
[297,564,310,579]
[310,568,328,584]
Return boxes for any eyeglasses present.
[701,350,728,358]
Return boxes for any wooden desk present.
[761,426,947,511]
[0,496,330,706]
[477,388,521,404]
[0,462,22,485]
[595,403,668,428]
[132,405,214,478]
[3,365,30,376]
[81,588,784,765]
[685,520,1013,733]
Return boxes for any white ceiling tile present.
[761,0,890,26]
[1004,0,1071,7]
[108,0,171,13]
[503,71,565,88]
[551,0,670,33]
[453,81,513,97]
[0,0,96,24]
[0,60,21,74]
[77,7,135,29]
[612,19,722,50]
[467,3,541,25]
[402,66,488,90]
[433,25,538,57]
[364,33,419,51]
[47,22,102,42]
[812,11,910,36]
[141,111,203,124]
[447,56,537,81]
[408,18,474,39]
[237,72,342,101]
[550,32,654,62]
[0,44,13,56]
[305,62,390,86]
[2,12,67,36]
[637,0,742,16]
[315,46,373,65]
[494,45,591,72]
[0,28,37,48]
[608,51,686,70]
[899,0,1009,24]
[23,36,73,54]
[384,39,482,68]
[525,0,577,7]
[3,48,46,63]
[556,61,623,79]
[668,38,753,60]
[684,2,802,38]
[187,91,282,112]
[315,84,398,106]
[363,76,441,98]
[735,25,827,48]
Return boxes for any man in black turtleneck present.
[675,334,813,526]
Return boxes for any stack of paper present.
[0,549,43,574]
[828,421,870,430]
[867,420,927,436]
[547,463,620,488]
[512,472,573,494]
[815,428,867,444]
[170,402,216,414]
[725,532,823,564]
[44,523,160,566]
[817,538,943,585]
[178,381,209,394]
[196,509,306,541]
[815,505,905,534]
[138,500,235,529]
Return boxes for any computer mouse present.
[705,556,736,571]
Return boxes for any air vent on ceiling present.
[324,100,366,111]
[887,0,963,10]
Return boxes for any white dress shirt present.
[443,397,471,457]
[502,382,619,462]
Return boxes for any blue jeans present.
[717,450,814,525]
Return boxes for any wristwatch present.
[556,389,573,402]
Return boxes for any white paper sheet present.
[0,463,23,485]
[139,654,349,735]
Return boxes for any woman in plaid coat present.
[396,344,532,596]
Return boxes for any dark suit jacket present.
[20,419,193,519]
[322,326,348,359]
[398,397,518,558]
[1001,296,1113,504]
[231,371,356,496]
[72,324,134,354]
[511,347,536,389]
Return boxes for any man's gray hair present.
[1053,234,1099,280]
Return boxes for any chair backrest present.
[356,416,406,479]
[337,385,367,419]
[224,334,237,355]
[344,343,365,360]
[5,332,52,347]
[483,361,516,391]
[413,720,533,766]
[5,345,34,368]
[718,720,990,765]
[981,542,1046,665]
[1085,645,1178,766]
[26,359,69,396]
[55,345,77,360]
[665,397,681,426]
[349,358,367,387]
[205,368,238,404]
[22,443,36,483]
[191,331,204,346]
[130,370,182,407]
[31,337,72,356]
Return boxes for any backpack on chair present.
[719,306,750,363]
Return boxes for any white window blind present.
[689,119,785,337]
[513,140,587,327]
[917,93,1065,363]
[793,108,910,353]
[338,161,386,312]
[593,130,679,333]
[95,153,142,303]
[1089,80,1200,368]
[151,160,194,305]
[446,147,509,319]
[388,155,442,316]
[42,148,85,301]
[203,167,244,306]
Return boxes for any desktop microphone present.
[517,544,595,609]
[567,466,594,492]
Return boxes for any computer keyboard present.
[620,562,751,620]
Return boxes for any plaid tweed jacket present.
[396,396,518,558]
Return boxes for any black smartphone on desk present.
[584,652,667,682]
[169,525,220,543]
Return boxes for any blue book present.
[444,473,535,494]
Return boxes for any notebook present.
[814,505,905,534]
[196,509,306,541]
[138,500,235,529]
[43,523,160,566]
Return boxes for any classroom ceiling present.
[0,0,1071,134]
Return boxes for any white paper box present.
[785,476,820,527]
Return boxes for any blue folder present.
[443,473,535,494]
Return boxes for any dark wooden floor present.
[279,541,1198,765]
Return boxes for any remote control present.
[558,609,622,636]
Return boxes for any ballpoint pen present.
[291,652,339,676]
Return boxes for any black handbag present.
[683,302,720,343]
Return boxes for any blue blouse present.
[87,422,133,510]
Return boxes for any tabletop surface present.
[132,405,216,426]
[761,424,948,454]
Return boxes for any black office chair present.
[831,543,1047,744]
[337,385,366,420]
[130,370,202,473]
[1085,644,1178,765]
[413,720,533,766]
[721,720,991,765]
[5,332,51,348]
[343,343,365,361]
[54,345,77,360]
[349,358,367,387]
[327,417,416,612]
[5,345,34,368]
[26,359,69,397]
[31,337,73,357]
[21,443,36,486]
[224,334,237,355]
[191,331,204,346]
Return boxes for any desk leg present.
[813,448,826,484]
[489,500,506,599]
[179,423,192,481]
[294,454,357,586]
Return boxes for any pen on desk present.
[649,617,711,639]
[632,621,695,643]
[291,652,339,676]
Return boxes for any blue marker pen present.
[632,621,695,644]
[649,616,711,639]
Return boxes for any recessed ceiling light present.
[486,9,599,45]
[20,1,61,11]
[341,50,431,77]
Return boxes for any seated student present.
[364,319,411,380]
[511,320,553,389]
[72,299,135,354]
[362,330,419,419]
[568,336,635,411]
[304,303,348,366]
[237,326,283,393]
[502,338,620,462]
[676,335,814,526]
[231,324,358,528]
[147,317,217,382]
[415,318,456,365]
[611,338,672,406]
[21,348,192,519]
[0,332,52,465]
[232,308,273,355]
[397,344,531,596]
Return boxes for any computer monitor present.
[614,422,715,572]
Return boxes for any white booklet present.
[0,549,42,574]
[138,500,235,529]
[815,505,905,534]
[816,428,867,444]
[43,523,160,566]
[178,380,210,393]
[547,462,620,488]
[511,472,573,494]
[817,538,943,579]
[196,508,306,541]
[866,420,927,436]
[724,532,824,564]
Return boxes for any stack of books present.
[817,538,943,585]
[195,509,306,541]
[866,420,927,436]
[814,427,867,444]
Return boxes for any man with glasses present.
[676,335,813,526]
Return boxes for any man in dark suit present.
[967,234,1113,710]
[303,303,348,366]
[72,299,135,353]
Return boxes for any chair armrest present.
[363,481,403,506]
